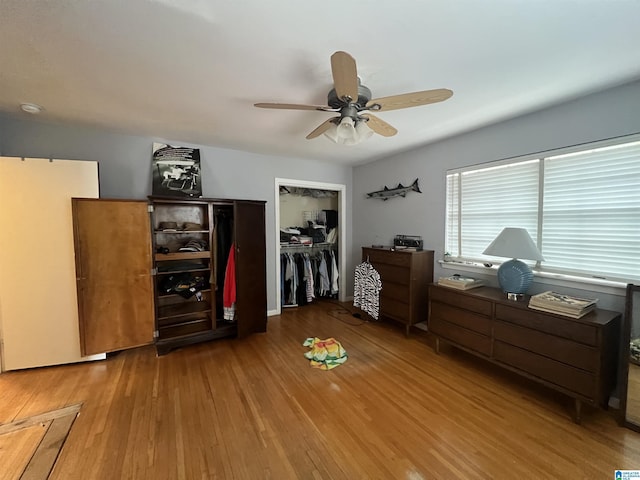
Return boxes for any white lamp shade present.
[482,227,544,261]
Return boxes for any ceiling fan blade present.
[366,88,453,112]
[253,103,340,112]
[330,51,359,102]
[361,114,397,137]
[254,103,337,112]
[306,118,338,139]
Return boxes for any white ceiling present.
[1,1,640,167]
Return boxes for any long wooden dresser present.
[428,284,620,423]
[362,247,434,335]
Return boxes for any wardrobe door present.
[72,199,155,355]
[234,200,267,337]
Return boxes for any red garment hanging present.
[223,243,236,321]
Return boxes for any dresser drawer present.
[364,248,411,267]
[380,296,410,323]
[429,286,493,317]
[493,320,598,372]
[373,263,410,285]
[380,282,410,303]
[430,302,491,335]
[493,341,596,398]
[495,304,597,346]
[429,317,491,356]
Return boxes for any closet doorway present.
[274,178,346,314]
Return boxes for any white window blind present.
[445,172,459,256]
[445,138,640,283]
[446,159,540,261]
[541,141,640,281]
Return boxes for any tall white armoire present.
[0,157,105,371]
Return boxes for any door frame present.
[274,178,347,314]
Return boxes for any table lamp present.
[482,227,544,300]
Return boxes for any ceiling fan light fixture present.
[337,116,355,139]
[355,118,374,141]
[323,122,339,143]
[324,117,372,145]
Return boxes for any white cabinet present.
[0,157,104,371]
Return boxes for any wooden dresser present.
[428,284,620,423]
[361,247,434,334]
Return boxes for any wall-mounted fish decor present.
[366,179,421,201]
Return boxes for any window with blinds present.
[445,138,640,283]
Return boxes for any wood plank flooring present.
[1,300,640,479]
[0,404,81,480]
[0,424,45,480]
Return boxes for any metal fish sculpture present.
[366,179,421,201]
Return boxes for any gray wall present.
[353,79,640,312]
[0,114,353,313]
[3,78,640,314]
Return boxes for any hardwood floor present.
[1,300,640,479]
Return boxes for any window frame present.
[443,133,640,290]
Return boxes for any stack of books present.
[437,275,485,290]
[528,291,598,318]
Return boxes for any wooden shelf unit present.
[149,197,215,353]
[157,301,212,320]
[149,196,268,355]
[155,251,211,261]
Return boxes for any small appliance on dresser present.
[393,234,424,250]
[361,246,434,335]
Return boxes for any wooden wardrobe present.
[72,196,267,356]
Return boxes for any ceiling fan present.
[254,51,453,145]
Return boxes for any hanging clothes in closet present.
[214,209,233,289]
[223,242,236,321]
[213,207,235,321]
[280,247,338,307]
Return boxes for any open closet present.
[276,179,345,312]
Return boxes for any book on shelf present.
[437,275,485,290]
[528,291,598,318]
